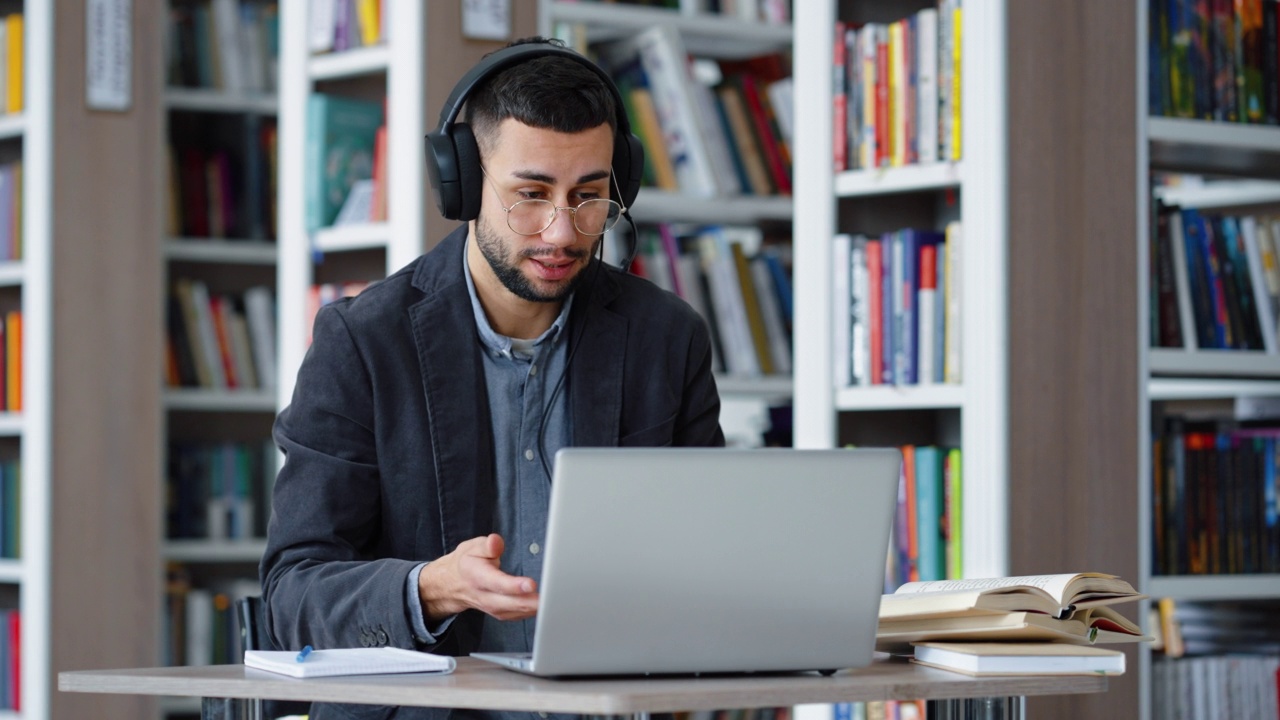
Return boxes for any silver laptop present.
[470,447,902,677]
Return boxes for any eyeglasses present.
[481,167,625,237]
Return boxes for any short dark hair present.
[465,37,618,156]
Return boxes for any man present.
[261,38,724,720]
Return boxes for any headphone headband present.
[425,41,645,223]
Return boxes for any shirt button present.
[524,448,534,461]
[529,542,541,555]
[539,713,548,718]
[530,364,538,376]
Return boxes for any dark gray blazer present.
[260,226,723,720]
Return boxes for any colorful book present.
[305,94,383,231]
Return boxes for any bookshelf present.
[158,2,281,698]
[538,0,796,432]
[791,0,1008,579]
[1138,1,1280,718]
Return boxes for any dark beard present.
[475,215,594,303]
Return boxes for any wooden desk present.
[60,657,1108,720]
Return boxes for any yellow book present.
[5,14,21,114]
[628,87,678,191]
[355,0,381,46]
[950,6,962,160]
[5,310,19,412]
[945,447,962,578]
[888,21,903,167]
[729,241,773,375]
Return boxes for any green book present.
[305,93,383,232]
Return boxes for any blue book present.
[913,446,944,582]
[881,231,895,385]
[898,230,917,385]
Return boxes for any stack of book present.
[877,572,1149,676]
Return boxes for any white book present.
[308,0,336,53]
[1255,217,1280,318]
[687,58,743,196]
[600,26,720,196]
[1239,216,1277,353]
[749,256,792,375]
[915,8,939,164]
[912,642,1126,677]
[943,221,962,383]
[918,284,937,386]
[849,235,870,386]
[189,280,228,388]
[765,77,794,148]
[832,234,852,388]
[226,302,259,389]
[245,647,456,678]
[186,588,214,666]
[1166,210,1198,350]
[699,230,759,377]
[211,0,245,92]
[239,5,266,94]
[244,286,278,390]
[937,1,954,161]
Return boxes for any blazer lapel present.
[569,266,625,447]
[409,230,495,552]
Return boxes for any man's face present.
[474,119,615,304]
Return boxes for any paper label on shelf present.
[86,0,132,112]
[462,0,511,41]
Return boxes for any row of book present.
[1152,416,1280,576]
[0,310,19,413]
[166,280,277,391]
[0,610,18,711]
[163,566,258,666]
[165,0,279,94]
[885,445,962,591]
[1149,0,1280,125]
[1153,654,1280,720]
[167,113,278,240]
[167,440,277,541]
[596,25,793,198]
[834,1,962,173]
[0,160,22,261]
[1156,597,1280,658]
[0,14,22,116]
[624,224,792,378]
[309,0,383,55]
[0,459,18,559]
[834,223,962,389]
[1151,206,1280,352]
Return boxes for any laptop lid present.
[524,447,901,677]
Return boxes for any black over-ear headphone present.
[425,42,646,222]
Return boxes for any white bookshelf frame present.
[792,0,1009,580]
[163,88,278,115]
[278,0,424,410]
[540,0,791,58]
[22,2,54,718]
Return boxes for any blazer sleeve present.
[260,303,421,653]
[674,308,726,448]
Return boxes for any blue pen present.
[296,645,313,663]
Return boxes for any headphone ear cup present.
[615,132,645,210]
[453,123,484,222]
[425,129,462,220]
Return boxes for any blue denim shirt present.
[406,240,572,658]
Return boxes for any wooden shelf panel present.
[0,261,22,287]
[1153,179,1280,210]
[545,0,791,58]
[629,190,792,224]
[163,539,267,564]
[308,46,390,81]
[835,162,963,198]
[0,559,22,584]
[0,114,22,140]
[1147,574,1280,601]
[1149,348,1280,378]
[312,222,390,254]
[1148,117,1280,178]
[164,88,278,114]
[163,388,277,413]
[834,384,964,411]
[164,239,278,265]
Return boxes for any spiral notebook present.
[244,647,457,678]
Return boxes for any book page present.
[894,574,1083,603]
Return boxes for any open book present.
[877,572,1150,654]
[881,572,1144,620]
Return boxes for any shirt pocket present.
[617,411,678,447]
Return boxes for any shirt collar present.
[463,238,573,359]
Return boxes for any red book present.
[867,239,883,385]
[832,21,847,172]
[875,27,890,168]
[737,74,792,195]
[209,296,239,389]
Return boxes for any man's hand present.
[418,534,538,623]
